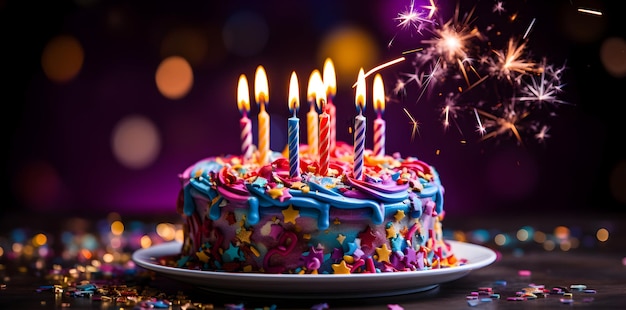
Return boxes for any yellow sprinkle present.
[343,255,354,264]
[394,210,406,222]
[268,188,284,199]
[243,265,253,272]
[196,251,210,263]
[303,233,311,240]
[250,246,260,257]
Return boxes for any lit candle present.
[306,70,322,157]
[255,65,270,165]
[353,68,366,180]
[317,79,330,176]
[373,73,386,158]
[237,74,253,162]
[323,58,337,152]
[287,71,300,179]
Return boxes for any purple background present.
[2,0,625,219]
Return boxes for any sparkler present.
[380,0,570,146]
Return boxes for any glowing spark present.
[523,18,536,40]
[423,0,437,19]
[535,125,551,143]
[396,0,430,32]
[421,5,483,65]
[473,108,486,135]
[384,0,570,145]
[403,108,420,141]
[352,57,406,87]
[493,2,506,14]
[578,8,602,16]
[490,38,537,82]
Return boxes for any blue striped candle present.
[288,71,301,179]
[288,117,300,178]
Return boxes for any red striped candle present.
[323,58,337,152]
[237,74,253,162]
[317,81,329,176]
[372,73,386,158]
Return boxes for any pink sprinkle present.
[518,270,531,276]
[387,304,404,310]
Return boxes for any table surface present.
[1,213,625,309]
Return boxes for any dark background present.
[1,0,625,223]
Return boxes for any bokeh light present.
[596,228,609,242]
[600,37,626,78]
[155,56,194,100]
[111,115,161,170]
[222,10,269,57]
[110,221,124,236]
[41,35,84,83]
[317,25,380,86]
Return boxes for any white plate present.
[132,241,496,299]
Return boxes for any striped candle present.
[287,71,301,179]
[307,70,322,156]
[255,65,270,165]
[353,68,366,180]
[372,73,386,158]
[319,109,330,176]
[237,74,253,162]
[323,58,337,152]
[317,71,330,175]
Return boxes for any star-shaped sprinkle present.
[331,248,343,261]
[345,242,358,255]
[385,225,396,239]
[357,226,379,252]
[236,228,252,244]
[222,244,243,263]
[268,187,290,200]
[336,234,346,244]
[281,205,300,224]
[331,260,352,274]
[376,244,392,263]
[390,235,405,252]
[394,210,405,222]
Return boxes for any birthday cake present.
[173,65,460,274]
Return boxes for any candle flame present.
[255,65,269,106]
[237,74,250,114]
[288,71,300,113]
[355,68,366,114]
[323,58,336,98]
[372,73,385,114]
[307,69,325,112]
